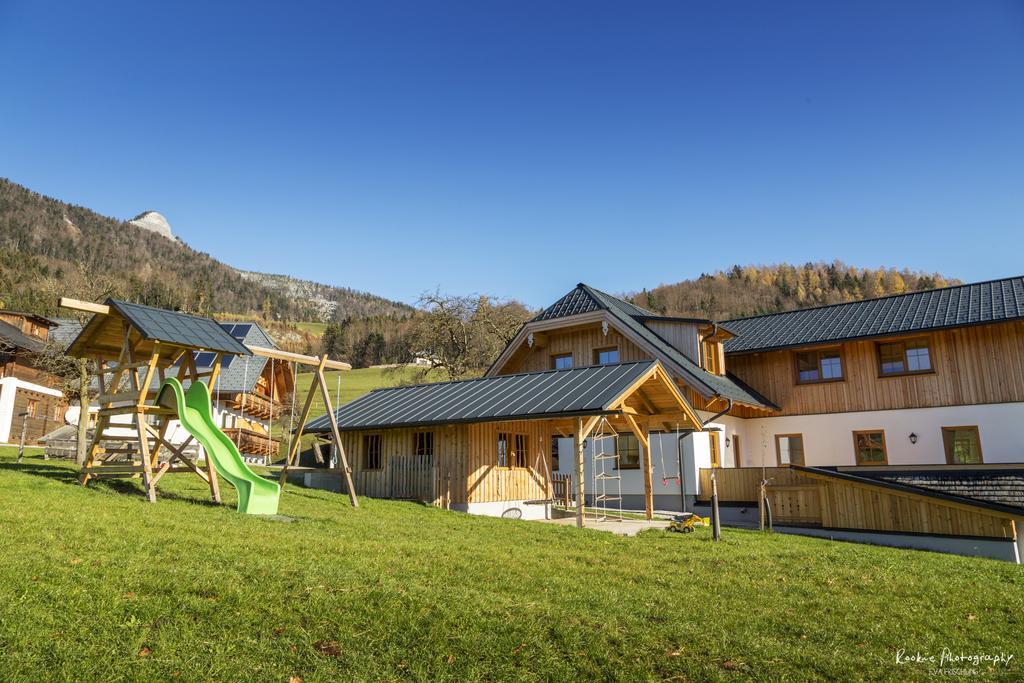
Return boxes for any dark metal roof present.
[305,361,658,432]
[724,276,1024,354]
[797,466,1024,517]
[533,283,653,322]
[576,285,775,409]
[854,468,1024,512]
[108,299,251,356]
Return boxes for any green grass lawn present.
[1,454,1022,681]
[292,321,328,336]
[294,365,444,418]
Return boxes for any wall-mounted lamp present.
[909,432,918,445]
[724,436,731,448]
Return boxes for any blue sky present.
[1,1,1022,308]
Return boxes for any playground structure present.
[59,297,357,513]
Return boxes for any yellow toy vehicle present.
[668,513,709,533]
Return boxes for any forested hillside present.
[628,263,959,320]
[0,178,410,321]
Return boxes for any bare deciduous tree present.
[411,291,533,381]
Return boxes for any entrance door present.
[732,434,741,467]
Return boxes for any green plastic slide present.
[157,377,281,515]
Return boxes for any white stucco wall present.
[727,402,1024,467]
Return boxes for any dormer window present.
[702,339,722,375]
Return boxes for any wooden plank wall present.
[339,419,551,505]
[642,321,702,363]
[501,326,649,374]
[466,420,551,503]
[698,466,1017,539]
[727,321,1024,417]
[11,386,66,443]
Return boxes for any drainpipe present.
[674,397,734,514]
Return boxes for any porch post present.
[574,417,585,529]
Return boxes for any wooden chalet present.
[0,310,67,444]
[303,360,703,524]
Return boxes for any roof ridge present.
[723,275,1023,323]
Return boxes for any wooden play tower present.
[60,297,358,506]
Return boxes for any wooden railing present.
[551,472,573,507]
[226,392,283,420]
[225,427,282,458]
[697,466,1018,539]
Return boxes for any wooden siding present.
[727,321,1024,417]
[338,420,551,505]
[500,325,649,374]
[10,387,66,443]
[642,321,701,363]
[698,466,1018,539]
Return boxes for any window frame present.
[550,353,573,370]
[25,398,38,418]
[497,431,528,469]
[614,432,641,470]
[792,346,845,385]
[774,433,805,466]
[852,430,888,466]
[362,433,383,471]
[593,346,619,366]
[941,426,984,465]
[412,431,434,458]
[702,339,722,374]
[876,336,934,378]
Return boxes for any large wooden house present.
[0,311,67,444]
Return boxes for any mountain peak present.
[129,210,173,240]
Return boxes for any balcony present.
[225,427,282,458]
[226,391,284,420]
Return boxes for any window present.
[853,430,887,465]
[703,340,721,374]
[878,338,932,376]
[26,399,38,417]
[708,431,721,467]
[794,348,843,384]
[551,353,573,370]
[413,431,434,457]
[594,347,619,365]
[497,432,528,468]
[550,436,560,471]
[942,426,983,465]
[53,404,62,421]
[616,433,641,469]
[775,434,804,466]
[362,434,382,470]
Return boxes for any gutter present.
[676,398,733,512]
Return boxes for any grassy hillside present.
[1,453,1021,680]
[292,365,446,428]
[0,177,409,321]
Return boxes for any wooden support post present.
[315,358,359,508]
[624,413,654,520]
[278,363,322,487]
[574,417,586,529]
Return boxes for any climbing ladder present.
[590,417,623,522]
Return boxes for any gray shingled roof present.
[528,284,774,409]
[0,320,45,353]
[724,276,1024,354]
[862,469,1024,512]
[305,361,658,432]
[108,300,251,356]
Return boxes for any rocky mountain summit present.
[129,211,174,240]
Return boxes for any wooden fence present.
[697,466,1020,540]
[551,472,573,507]
[349,454,447,507]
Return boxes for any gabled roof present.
[305,361,692,432]
[111,300,251,356]
[724,276,1024,354]
[0,320,45,353]
[511,284,775,410]
[198,322,277,393]
[0,311,57,327]
[67,299,252,359]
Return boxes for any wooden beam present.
[574,417,586,529]
[315,359,359,507]
[249,345,352,371]
[58,297,110,315]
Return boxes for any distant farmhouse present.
[0,311,67,445]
